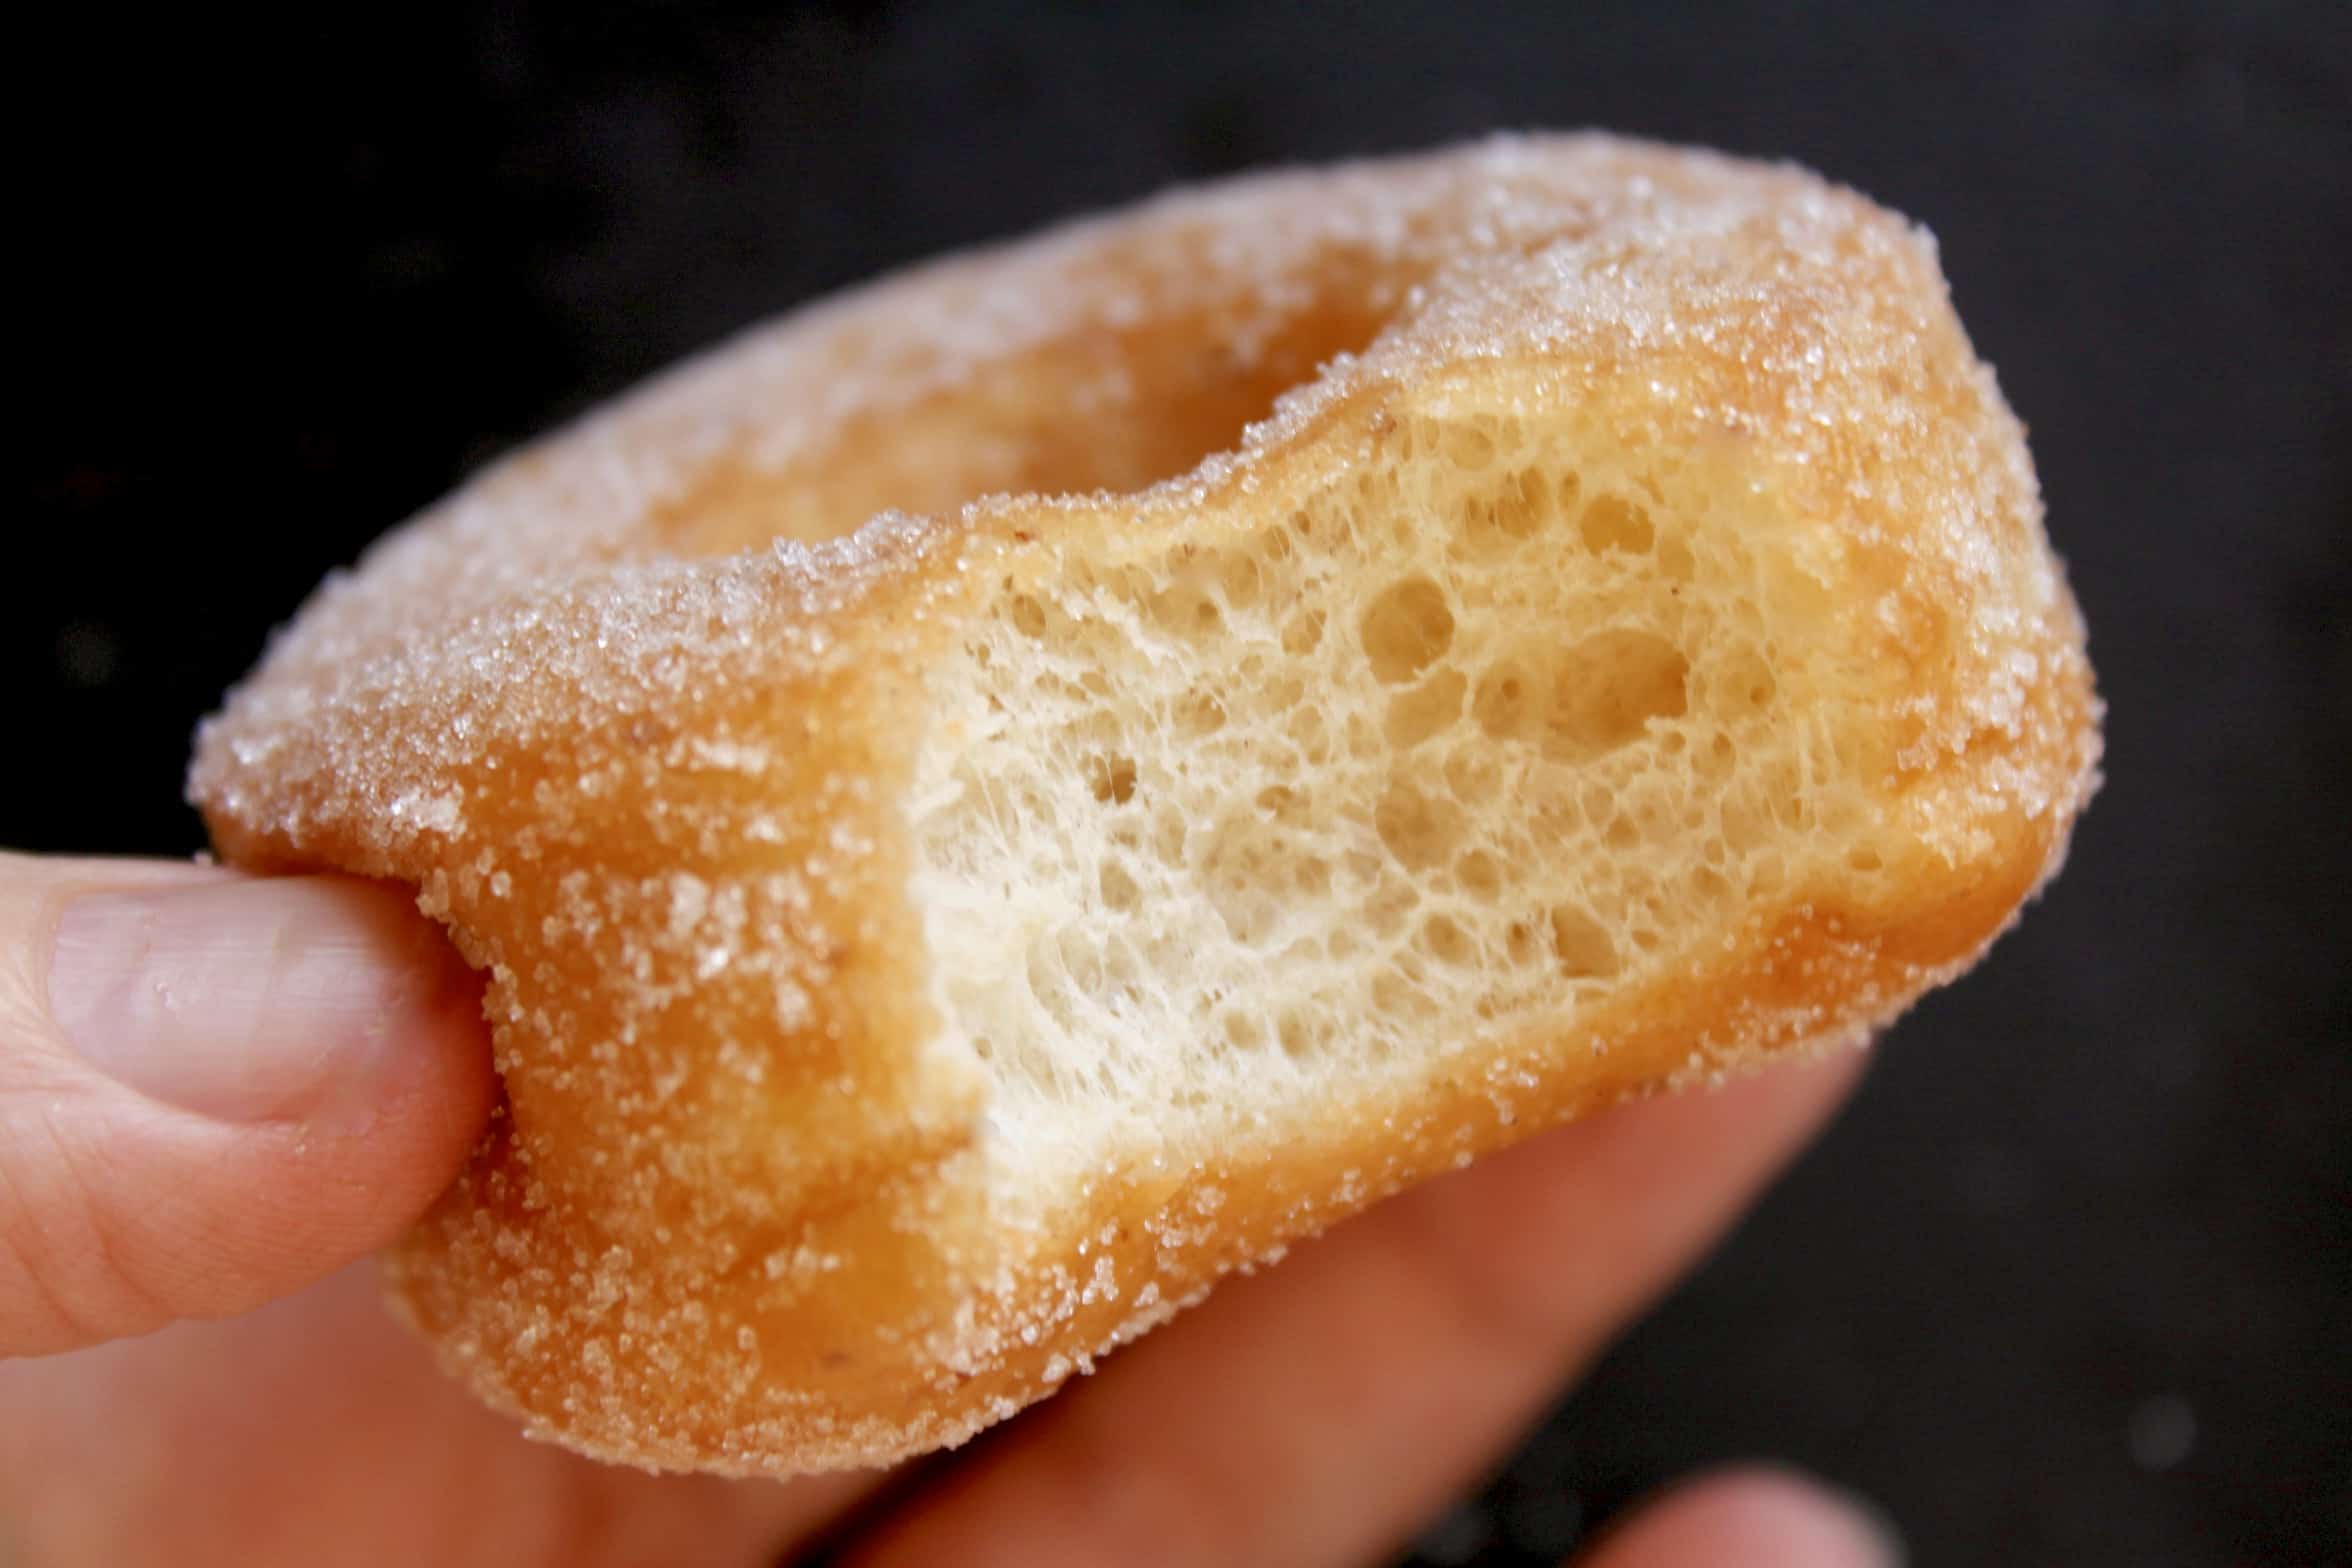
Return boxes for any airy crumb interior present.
[908,398,1886,1196]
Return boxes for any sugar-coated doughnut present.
[192,134,2100,1475]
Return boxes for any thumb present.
[1573,1466,1904,1567]
[1,853,496,1354]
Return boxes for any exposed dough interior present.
[904,386,1876,1196]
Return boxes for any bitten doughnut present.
[191,134,2100,1475]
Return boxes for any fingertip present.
[151,874,502,1297]
[7,864,497,1351]
[317,875,501,1171]
[1575,1465,1903,1568]
[48,872,493,1130]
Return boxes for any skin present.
[0,853,1895,1567]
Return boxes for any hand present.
[0,852,1898,1567]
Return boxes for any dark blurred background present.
[15,2,2348,1563]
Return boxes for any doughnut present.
[190,134,2101,1475]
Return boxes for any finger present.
[849,1046,1865,1568]
[1572,1465,1901,1567]
[0,854,497,1352]
[0,1263,880,1568]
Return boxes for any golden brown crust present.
[190,134,2098,1474]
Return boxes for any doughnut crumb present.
[918,413,1867,1186]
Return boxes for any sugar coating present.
[189,134,2100,1474]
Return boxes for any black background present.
[16,3,2348,1564]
